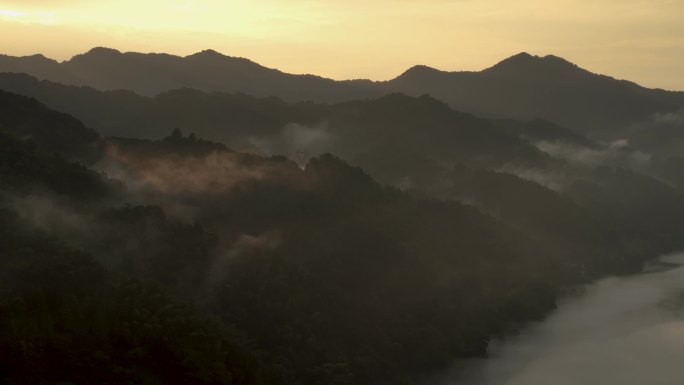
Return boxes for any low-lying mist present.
[447,253,684,385]
[249,123,335,167]
[535,139,650,169]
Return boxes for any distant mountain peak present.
[187,49,226,59]
[493,52,542,66]
[485,52,581,75]
[540,54,576,66]
[84,47,122,56]
[67,47,122,63]
[510,51,534,60]
[394,65,443,82]
[184,49,261,68]
[404,64,439,73]
[16,53,58,64]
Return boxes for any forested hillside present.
[3,88,684,384]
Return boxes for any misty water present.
[448,253,684,385]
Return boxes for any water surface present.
[449,253,684,385]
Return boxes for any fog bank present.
[447,253,684,385]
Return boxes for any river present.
[444,253,684,385]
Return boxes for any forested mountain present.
[0,73,547,176]
[0,73,553,186]
[0,47,380,101]
[387,53,684,134]
[0,91,558,384]
[2,71,684,194]
[0,89,101,163]
[2,49,683,134]
[3,81,684,385]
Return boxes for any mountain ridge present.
[1,48,683,134]
[4,54,684,385]
[7,48,676,89]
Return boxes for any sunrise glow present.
[2,0,683,88]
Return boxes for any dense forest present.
[1,50,684,385]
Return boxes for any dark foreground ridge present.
[2,82,684,385]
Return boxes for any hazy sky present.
[1,0,683,90]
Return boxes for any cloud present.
[443,253,684,385]
[535,139,650,168]
[624,109,684,156]
[7,193,91,238]
[652,110,684,125]
[101,143,310,195]
[0,9,26,17]
[249,122,335,167]
[496,138,653,192]
[205,231,281,287]
[496,164,572,191]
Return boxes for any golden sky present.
[1,0,683,90]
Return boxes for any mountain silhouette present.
[0,73,550,186]
[6,52,684,385]
[0,89,101,162]
[387,52,684,134]
[1,49,683,134]
[0,47,380,102]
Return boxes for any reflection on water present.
[450,253,684,385]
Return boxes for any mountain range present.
[3,46,684,385]
[4,87,684,384]
[2,48,683,134]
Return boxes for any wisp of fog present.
[448,253,684,385]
